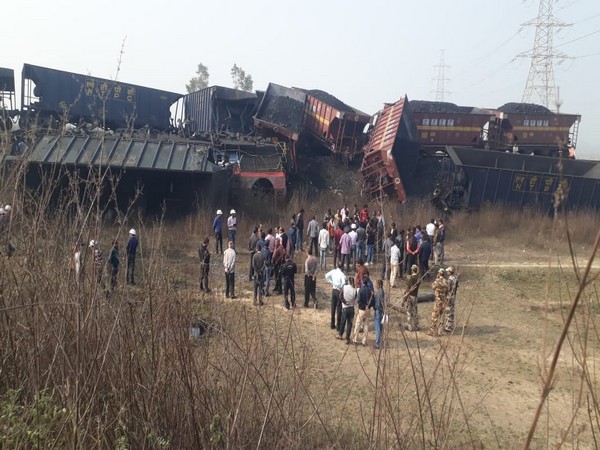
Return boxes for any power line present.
[518,0,570,109]
[432,50,450,101]
[555,27,600,48]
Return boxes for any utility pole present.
[518,0,569,109]
[432,50,450,102]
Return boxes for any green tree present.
[186,63,210,93]
[230,64,253,92]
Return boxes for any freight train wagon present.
[297,88,370,158]
[410,100,494,155]
[20,63,182,131]
[441,146,600,212]
[360,96,420,202]
[489,103,581,156]
[182,85,258,136]
[253,83,306,169]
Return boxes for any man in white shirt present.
[390,242,401,288]
[223,241,237,299]
[348,223,358,268]
[325,263,346,331]
[318,222,330,270]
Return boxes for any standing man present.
[126,228,138,285]
[287,220,297,259]
[352,274,373,346]
[339,227,352,273]
[337,276,357,344]
[390,239,401,288]
[406,230,420,271]
[304,248,318,308]
[227,209,237,248]
[73,242,84,285]
[325,262,346,331]
[248,226,259,281]
[348,224,358,268]
[333,222,344,269]
[198,237,211,293]
[437,219,446,265]
[381,232,394,281]
[372,279,385,349]
[252,243,266,306]
[425,218,436,257]
[318,222,329,270]
[356,222,366,265]
[295,209,305,251]
[108,241,120,291]
[444,266,458,333]
[429,268,449,336]
[223,241,237,299]
[404,264,421,331]
[89,240,104,285]
[359,204,369,228]
[307,215,319,256]
[281,254,297,310]
[272,238,286,295]
[213,210,224,255]
[365,223,376,266]
[419,235,432,279]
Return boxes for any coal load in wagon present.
[497,103,553,115]
[303,89,357,113]
[409,100,463,114]
[261,96,304,133]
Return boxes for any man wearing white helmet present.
[213,209,224,255]
[227,209,237,248]
[126,229,138,285]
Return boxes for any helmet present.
[446,266,454,274]
[4,205,11,212]
[351,223,357,229]
[216,209,223,215]
[89,240,97,248]
[230,209,236,214]
[129,229,136,235]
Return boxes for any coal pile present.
[259,96,304,133]
[410,100,463,114]
[303,89,357,113]
[498,103,553,115]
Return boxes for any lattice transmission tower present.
[519,0,569,109]
[432,50,450,102]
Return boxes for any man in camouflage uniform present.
[428,268,449,336]
[444,266,458,333]
[404,264,421,331]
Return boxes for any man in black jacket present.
[281,254,297,309]
[198,238,210,292]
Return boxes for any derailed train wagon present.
[20,64,182,131]
[297,88,370,158]
[253,83,306,169]
[441,146,600,212]
[182,86,258,136]
[360,96,420,202]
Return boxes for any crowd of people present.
[200,203,459,348]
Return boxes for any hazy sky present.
[4,0,599,158]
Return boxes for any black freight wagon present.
[20,64,182,131]
[443,146,600,212]
[182,86,258,136]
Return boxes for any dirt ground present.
[176,234,600,448]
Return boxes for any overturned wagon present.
[440,146,600,212]
[360,96,420,202]
[298,88,370,158]
[19,63,182,131]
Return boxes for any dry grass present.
[1,131,600,448]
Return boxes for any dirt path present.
[184,238,599,447]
